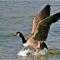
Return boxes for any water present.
[0,0,60,60]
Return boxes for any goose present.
[15,4,60,56]
[16,4,50,48]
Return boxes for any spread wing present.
[33,12,60,41]
[27,4,50,40]
[31,4,50,34]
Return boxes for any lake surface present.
[0,0,60,60]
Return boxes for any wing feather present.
[34,12,60,41]
[31,4,50,34]
[27,4,50,40]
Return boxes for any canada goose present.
[16,4,50,49]
[15,4,60,56]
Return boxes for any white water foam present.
[17,47,48,57]
[17,48,31,56]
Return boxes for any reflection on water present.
[0,0,60,60]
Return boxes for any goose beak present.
[12,32,20,37]
[13,35,16,36]
[13,33,18,37]
[12,33,19,37]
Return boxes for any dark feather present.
[27,4,50,40]
[34,12,60,41]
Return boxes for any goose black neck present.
[20,33,26,43]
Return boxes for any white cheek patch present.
[17,33,20,37]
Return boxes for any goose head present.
[16,32,30,47]
[16,32,27,43]
[16,32,22,37]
